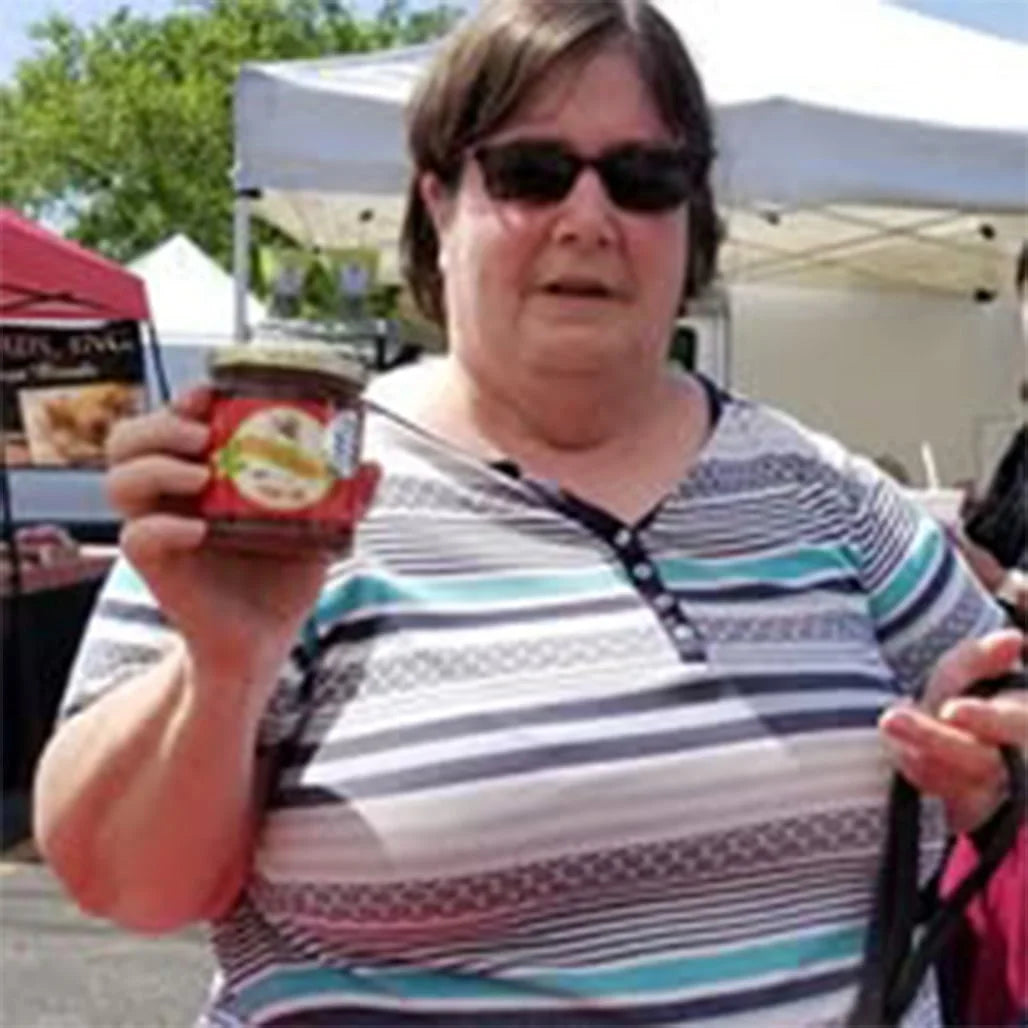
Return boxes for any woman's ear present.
[419,172,454,239]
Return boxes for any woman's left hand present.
[879,629,1027,833]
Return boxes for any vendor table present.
[1,548,116,845]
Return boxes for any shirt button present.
[614,528,632,549]
[655,593,674,611]
[633,563,653,581]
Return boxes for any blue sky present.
[1,0,1025,82]
[893,0,1027,39]
[0,0,448,81]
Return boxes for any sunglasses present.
[472,139,705,214]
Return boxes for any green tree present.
[0,0,461,268]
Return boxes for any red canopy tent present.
[0,207,167,551]
[0,207,150,322]
[0,211,154,815]
[0,211,163,833]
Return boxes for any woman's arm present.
[34,387,378,932]
[34,639,274,933]
[834,451,1021,830]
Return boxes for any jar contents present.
[199,345,367,552]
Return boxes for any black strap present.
[848,670,1027,1027]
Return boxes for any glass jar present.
[199,344,368,552]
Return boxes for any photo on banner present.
[259,246,311,319]
[1,321,145,467]
[324,247,379,319]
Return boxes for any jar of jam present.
[200,344,368,552]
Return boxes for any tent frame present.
[233,190,258,342]
[228,0,1026,340]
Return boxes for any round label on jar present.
[218,406,333,511]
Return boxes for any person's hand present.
[105,386,379,690]
[879,629,1026,833]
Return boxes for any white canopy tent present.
[231,0,1028,338]
[131,233,265,343]
[130,233,267,398]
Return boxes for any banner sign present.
[1,320,145,467]
[259,246,310,319]
[258,246,384,321]
[327,247,379,299]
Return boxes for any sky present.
[1,0,1025,81]
[0,0,447,81]
[894,0,1028,39]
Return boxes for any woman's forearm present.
[33,642,272,933]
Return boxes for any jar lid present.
[209,344,367,387]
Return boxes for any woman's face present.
[424,44,690,386]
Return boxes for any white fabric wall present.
[728,284,1023,490]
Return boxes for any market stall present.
[230,0,1026,333]
[0,208,157,842]
[228,0,1025,486]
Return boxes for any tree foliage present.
[0,0,461,267]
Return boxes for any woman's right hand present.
[105,386,378,691]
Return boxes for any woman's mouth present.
[539,278,618,301]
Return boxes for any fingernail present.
[941,698,988,724]
[881,709,917,738]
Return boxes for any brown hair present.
[400,0,721,327]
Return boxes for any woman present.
[34,1,1025,1024]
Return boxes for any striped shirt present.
[62,387,1004,1026]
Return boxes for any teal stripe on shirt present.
[230,924,864,1015]
[656,546,858,587]
[866,518,942,624]
[314,565,629,625]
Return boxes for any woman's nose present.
[550,167,617,248]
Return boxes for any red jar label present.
[201,396,360,524]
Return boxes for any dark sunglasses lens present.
[477,143,578,203]
[602,147,694,212]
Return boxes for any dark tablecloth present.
[2,567,109,843]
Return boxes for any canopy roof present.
[129,233,265,342]
[234,0,1027,299]
[0,208,149,322]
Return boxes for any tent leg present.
[720,285,733,389]
[0,456,27,809]
[0,459,22,601]
[233,191,254,343]
[146,320,171,405]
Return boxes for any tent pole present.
[233,190,255,344]
[146,319,171,406]
[0,454,28,817]
[720,283,733,390]
[0,458,22,601]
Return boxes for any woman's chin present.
[520,325,637,376]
